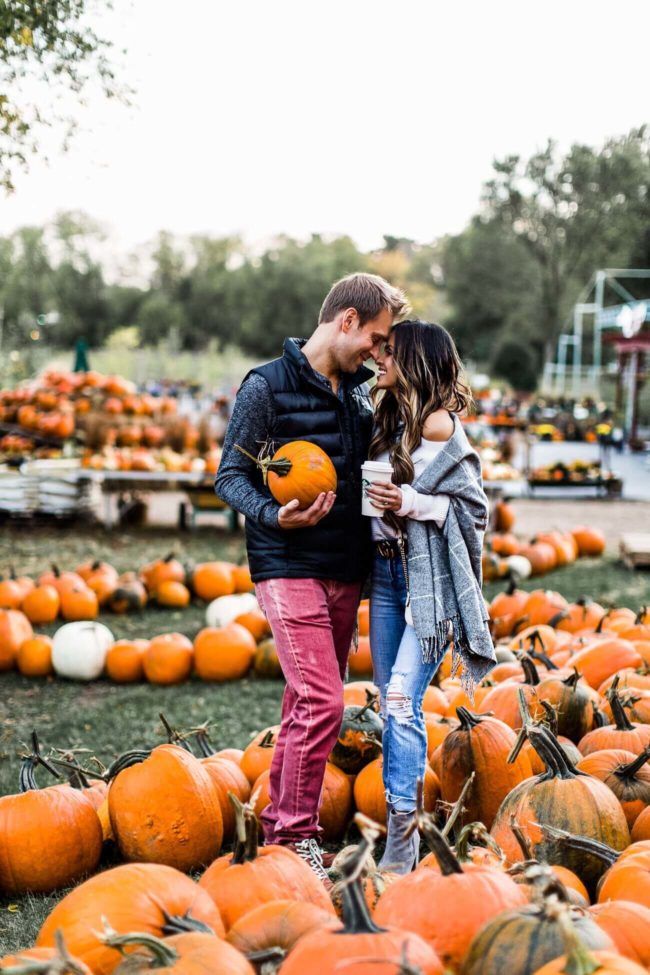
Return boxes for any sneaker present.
[288,838,333,888]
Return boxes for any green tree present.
[0,1,130,192]
[0,226,54,348]
[442,217,543,365]
[491,338,539,392]
[182,235,242,349]
[235,234,367,358]
[482,126,650,359]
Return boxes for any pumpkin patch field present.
[1,520,650,972]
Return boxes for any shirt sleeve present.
[396,484,450,527]
[214,374,281,529]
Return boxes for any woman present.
[365,320,496,873]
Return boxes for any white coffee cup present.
[361,460,394,516]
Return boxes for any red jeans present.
[254,576,361,843]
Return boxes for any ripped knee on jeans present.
[386,674,414,725]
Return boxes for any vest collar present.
[283,337,374,392]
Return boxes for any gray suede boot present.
[378,806,420,874]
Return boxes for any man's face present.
[336,306,394,373]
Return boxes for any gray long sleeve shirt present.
[214,374,282,528]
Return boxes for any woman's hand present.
[366,480,403,512]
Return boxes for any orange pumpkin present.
[240,727,279,785]
[0,608,33,671]
[108,744,223,871]
[21,584,60,624]
[0,577,25,610]
[194,623,256,681]
[226,899,337,959]
[140,553,186,593]
[234,608,271,642]
[232,564,255,593]
[348,635,373,676]
[36,863,224,975]
[568,638,642,691]
[237,439,337,509]
[59,585,99,622]
[198,800,333,930]
[143,632,193,684]
[105,639,149,683]
[192,561,237,601]
[16,635,53,677]
[590,900,650,967]
[571,526,607,557]
[156,580,191,607]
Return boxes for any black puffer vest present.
[245,338,374,583]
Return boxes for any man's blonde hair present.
[319,272,408,326]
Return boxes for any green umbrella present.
[73,338,90,373]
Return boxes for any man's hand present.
[278,491,336,529]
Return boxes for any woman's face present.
[374,338,398,390]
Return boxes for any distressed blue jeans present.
[369,553,445,813]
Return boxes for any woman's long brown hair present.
[369,320,472,493]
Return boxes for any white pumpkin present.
[52,621,115,680]
[506,554,532,580]
[205,592,258,628]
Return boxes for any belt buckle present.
[377,540,394,559]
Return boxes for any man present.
[215,272,406,883]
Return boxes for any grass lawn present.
[1,524,649,953]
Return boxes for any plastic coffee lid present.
[361,460,393,472]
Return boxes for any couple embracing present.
[215,272,496,884]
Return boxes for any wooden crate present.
[620,534,650,570]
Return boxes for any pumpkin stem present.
[595,613,609,634]
[418,810,464,875]
[259,729,276,749]
[159,713,193,753]
[229,794,260,864]
[528,648,559,671]
[539,700,560,738]
[591,707,610,729]
[19,731,61,792]
[455,707,483,730]
[455,822,504,863]
[50,754,93,788]
[606,677,635,732]
[354,696,381,722]
[234,444,293,485]
[533,822,620,866]
[1,931,90,974]
[548,609,569,629]
[338,815,388,935]
[160,909,214,936]
[615,743,650,780]
[526,724,578,781]
[519,653,541,686]
[552,904,605,975]
[509,814,533,859]
[193,726,216,758]
[104,749,151,782]
[99,924,179,967]
[507,689,533,764]
[635,605,648,625]
[563,670,581,689]
[440,771,475,840]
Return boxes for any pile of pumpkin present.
[483,500,606,582]
[0,369,179,444]
[0,556,375,683]
[4,586,650,972]
[0,554,254,623]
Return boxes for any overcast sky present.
[2,0,649,256]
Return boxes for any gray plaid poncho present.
[405,414,496,695]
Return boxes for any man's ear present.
[340,307,359,333]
